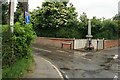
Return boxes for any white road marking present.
[65,75,69,79]
[61,71,65,73]
[81,53,89,56]
[56,50,68,53]
[114,75,118,80]
[113,55,118,59]
[61,70,69,79]
[74,51,88,56]
[33,47,52,53]
[41,57,64,79]
[82,57,92,61]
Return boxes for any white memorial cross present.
[86,19,93,38]
[88,19,91,35]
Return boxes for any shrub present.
[2,22,36,67]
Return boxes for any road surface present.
[33,45,119,79]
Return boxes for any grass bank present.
[2,56,34,80]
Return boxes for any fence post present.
[103,38,105,49]
[97,39,99,51]
[73,38,75,50]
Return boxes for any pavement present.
[24,55,63,79]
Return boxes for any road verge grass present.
[2,56,34,79]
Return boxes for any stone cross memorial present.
[88,20,91,35]
[86,19,93,38]
[85,19,94,50]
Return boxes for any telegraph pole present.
[9,0,15,56]
[9,0,14,33]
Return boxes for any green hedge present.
[2,22,36,78]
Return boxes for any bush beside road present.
[2,23,36,79]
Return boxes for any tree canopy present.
[14,2,24,23]
[3,0,119,39]
[31,1,119,40]
[31,2,80,38]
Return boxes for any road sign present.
[25,11,30,24]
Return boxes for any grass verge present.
[2,56,34,80]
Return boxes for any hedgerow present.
[2,22,36,77]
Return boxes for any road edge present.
[41,57,64,80]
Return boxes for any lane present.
[33,46,119,78]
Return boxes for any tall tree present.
[101,19,118,39]
[45,0,69,6]
[91,16,103,38]
[78,12,88,38]
[113,13,120,20]
[31,2,79,38]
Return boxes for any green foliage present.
[14,2,24,23]
[91,16,103,38]
[2,22,36,67]
[78,14,119,39]
[31,2,79,38]
[2,22,36,78]
[44,0,69,6]
[14,22,36,58]
[2,56,34,78]
[2,2,9,24]
[113,13,120,20]
[101,20,118,39]
[56,27,79,38]
[78,12,88,38]
[31,1,119,39]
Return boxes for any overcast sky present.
[27,0,120,19]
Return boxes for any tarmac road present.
[33,45,119,79]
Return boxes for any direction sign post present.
[25,11,30,24]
